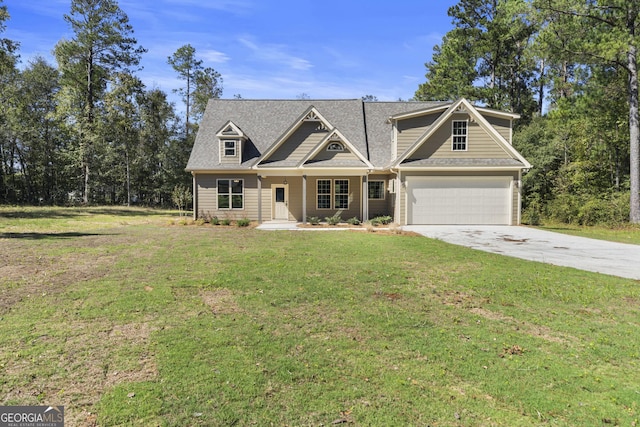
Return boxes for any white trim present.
[368,180,385,200]
[223,140,237,157]
[298,127,374,169]
[254,106,333,167]
[451,119,468,151]
[392,98,532,169]
[216,178,245,210]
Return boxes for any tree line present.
[415,0,639,225]
[0,0,222,207]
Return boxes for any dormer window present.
[223,140,237,157]
[327,142,344,152]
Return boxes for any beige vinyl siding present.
[396,114,439,157]
[399,171,519,225]
[409,116,511,160]
[259,177,303,221]
[311,146,359,162]
[485,116,512,143]
[368,174,393,218]
[196,173,258,220]
[305,176,362,220]
[265,122,328,163]
[219,140,242,165]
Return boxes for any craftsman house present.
[186,98,531,225]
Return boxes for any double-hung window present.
[317,179,332,209]
[217,179,243,209]
[368,181,385,200]
[317,179,349,209]
[334,180,349,209]
[452,120,468,151]
[223,140,236,157]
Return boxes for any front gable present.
[301,129,373,168]
[256,107,331,168]
[392,99,531,169]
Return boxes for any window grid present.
[223,140,236,156]
[317,179,331,209]
[452,120,468,151]
[368,181,385,200]
[217,179,244,210]
[334,180,349,209]
[317,179,350,210]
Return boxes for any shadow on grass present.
[0,206,180,219]
[0,231,115,240]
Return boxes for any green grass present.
[1,207,639,426]
[534,222,640,245]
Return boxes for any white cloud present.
[200,49,230,64]
[238,36,313,71]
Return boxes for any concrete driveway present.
[403,225,640,280]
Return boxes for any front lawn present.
[1,207,638,426]
[535,222,640,245]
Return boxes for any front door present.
[273,185,289,220]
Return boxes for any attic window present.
[223,140,237,156]
[452,120,468,151]
[327,142,344,152]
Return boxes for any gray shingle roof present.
[400,158,524,167]
[186,99,470,171]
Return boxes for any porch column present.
[362,175,368,222]
[257,175,262,223]
[302,175,307,224]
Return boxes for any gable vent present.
[303,111,320,121]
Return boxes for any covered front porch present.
[256,170,393,224]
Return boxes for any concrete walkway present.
[403,225,640,280]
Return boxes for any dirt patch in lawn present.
[201,288,243,315]
[2,320,157,427]
[0,247,116,315]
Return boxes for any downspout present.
[192,172,197,220]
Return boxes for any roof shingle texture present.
[187,99,449,171]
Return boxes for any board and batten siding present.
[409,116,511,160]
[196,173,258,220]
[265,122,328,164]
[396,114,439,157]
[398,171,520,225]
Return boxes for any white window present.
[327,142,344,151]
[217,179,244,209]
[223,140,237,157]
[368,181,385,200]
[452,120,468,151]
[317,179,349,209]
[317,179,331,209]
[334,180,349,209]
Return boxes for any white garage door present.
[407,177,511,225]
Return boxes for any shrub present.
[370,215,393,226]
[346,217,361,226]
[237,218,251,227]
[195,218,206,226]
[307,216,321,225]
[221,218,231,226]
[325,214,342,225]
[210,216,220,225]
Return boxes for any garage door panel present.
[407,177,510,225]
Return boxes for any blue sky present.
[4,0,457,102]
